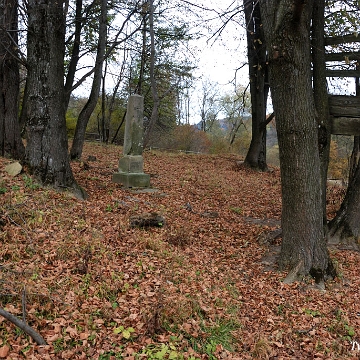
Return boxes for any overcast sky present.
[185,0,249,122]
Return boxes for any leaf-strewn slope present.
[0,142,358,359]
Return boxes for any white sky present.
[185,0,249,123]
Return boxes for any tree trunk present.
[100,71,107,142]
[312,0,331,228]
[25,0,83,197]
[327,56,360,246]
[70,0,107,159]
[143,0,160,147]
[260,0,334,284]
[135,2,148,96]
[327,159,360,245]
[0,0,25,160]
[243,0,268,171]
[348,137,360,185]
[64,0,83,110]
[348,71,360,185]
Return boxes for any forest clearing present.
[0,142,359,359]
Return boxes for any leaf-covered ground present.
[0,142,359,359]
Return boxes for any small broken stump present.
[129,212,165,228]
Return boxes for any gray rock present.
[5,162,22,176]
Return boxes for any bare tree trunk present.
[25,0,84,198]
[328,159,360,245]
[348,71,360,185]
[135,2,148,96]
[260,0,334,284]
[0,0,25,160]
[243,0,268,171]
[143,0,159,147]
[70,0,107,159]
[348,137,360,185]
[312,0,331,228]
[111,111,126,144]
[64,0,83,109]
[19,76,28,134]
[100,66,107,142]
[107,51,126,143]
[327,54,360,246]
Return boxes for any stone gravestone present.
[112,94,150,188]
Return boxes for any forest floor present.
[0,142,359,360]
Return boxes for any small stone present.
[5,162,22,176]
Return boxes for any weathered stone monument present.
[112,95,150,188]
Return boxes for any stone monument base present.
[112,172,150,188]
[113,154,150,188]
[118,155,144,173]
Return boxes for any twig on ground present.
[22,286,27,324]
[0,307,47,345]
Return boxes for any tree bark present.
[327,159,360,245]
[348,137,360,184]
[243,0,268,171]
[100,68,107,142]
[0,0,25,160]
[260,0,334,283]
[64,0,83,110]
[312,0,331,228]
[25,0,84,197]
[70,0,107,159]
[348,70,360,185]
[327,69,360,245]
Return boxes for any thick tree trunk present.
[243,0,268,171]
[25,0,83,197]
[328,133,360,245]
[0,0,25,160]
[260,0,334,284]
[327,57,360,245]
[348,137,360,185]
[328,160,360,245]
[348,74,360,185]
[70,0,107,159]
[312,0,331,228]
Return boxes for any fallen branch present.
[0,308,47,345]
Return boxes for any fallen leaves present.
[0,143,358,359]
[0,345,9,359]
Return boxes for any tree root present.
[282,260,304,284]
[282,258,336,287]
[0,308,46,345]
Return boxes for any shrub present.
[166,124,211,153]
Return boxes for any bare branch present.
[0,308,47,345]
